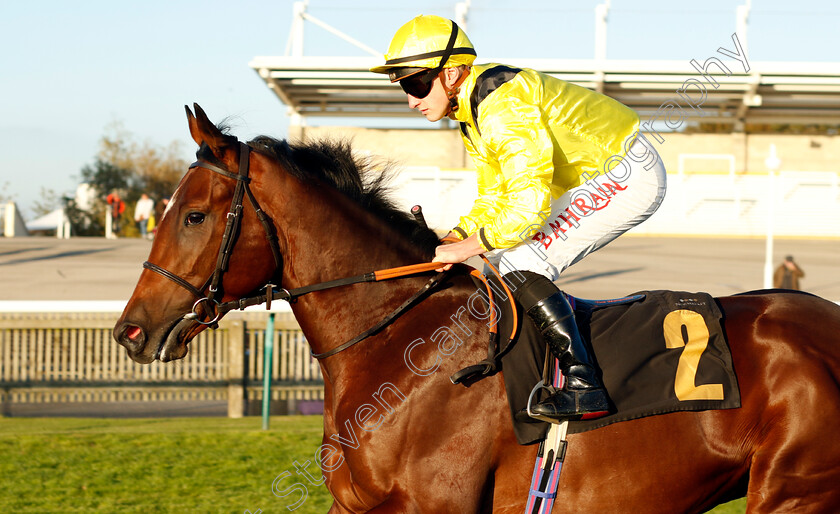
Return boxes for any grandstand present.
[248,2,840,239]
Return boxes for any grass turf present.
[0,416,746,513]
[0,416,332,513]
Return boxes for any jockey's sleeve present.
[468,95,557,251]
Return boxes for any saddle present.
[456,274,741,445]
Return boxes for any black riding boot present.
[512,272,610,422]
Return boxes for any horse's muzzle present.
[114,312,200,363]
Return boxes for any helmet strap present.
[444,66,470,115]
[448,94,459,113]
[430,21,459,77]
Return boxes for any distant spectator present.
[134,193,155,239]
[153,197,170,236]
[106,190,125,236]
[773,255,805,290]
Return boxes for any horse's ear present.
[185,103,236,155]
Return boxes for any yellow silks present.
[452,64,640,250]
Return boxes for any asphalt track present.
[1,235,837,416]
[1,235,838,303]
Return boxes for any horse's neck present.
[281,183,418,286]
[273,178,431,359]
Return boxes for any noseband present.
[143,141,283,326]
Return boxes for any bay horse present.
[114,104,840,513]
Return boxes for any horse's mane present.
[248,136,441,258]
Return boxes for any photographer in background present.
[773,255,805,290]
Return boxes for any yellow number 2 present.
[663,309,724,401]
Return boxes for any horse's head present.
[113,104,281,363]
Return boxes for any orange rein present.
[372,259,516,336]
[367,237,517,344]
[373,261,445,281]
[219,236,519,353]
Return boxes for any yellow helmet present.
[370,15,476,81]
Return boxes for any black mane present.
[248,136,440,258]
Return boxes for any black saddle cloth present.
[470,276,741,445]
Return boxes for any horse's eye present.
[184,212,205,226]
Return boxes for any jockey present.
[371,15,667,421]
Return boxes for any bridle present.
[142,139,451,359]
[142,137,518,382]
[143,141,283,327]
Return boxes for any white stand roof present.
[249,56,840,127]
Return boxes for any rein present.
[216,261,452,360]
[215,261,446,313]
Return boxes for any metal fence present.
[0,312,321,417]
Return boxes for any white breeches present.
[486,137,667,281]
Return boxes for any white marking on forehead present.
[162,185,182,221]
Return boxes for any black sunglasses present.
[398,69,440,99]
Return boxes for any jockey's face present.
[406,71,447,121]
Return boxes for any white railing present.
[390,168,840,238]
[0,311,318,416]
[677,154,736,180]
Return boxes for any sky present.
[2,0,839,218]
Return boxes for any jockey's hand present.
[432,233,485,272]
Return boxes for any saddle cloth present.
[480,282,741,445]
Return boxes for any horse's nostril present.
[116,323,146,353]
[126,325,143,340]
